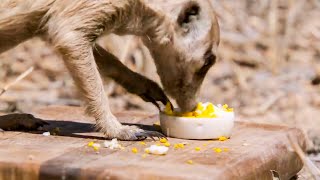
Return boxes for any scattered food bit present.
[154,121,160,126]
[218,136,228,141]
[195,147,201,151]
[174,143,185,149]
[92,143,101,148]
[186,160,194,165]
[145,149,150,154]
[164,102,174,115]
[132,147,138,154]
[93,145,100,151]
[164,142,171,147]
[223,148,229,152]
[42,132,50,136]
[160,138,167,143]
[203,143,207,146]
[222,104,234,112]
[139,141,146,146]
[213,148,222,153]
[104,138,123,150]
[144,145,169,155]
[88,141,95,147]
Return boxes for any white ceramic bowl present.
[159,109,235,140]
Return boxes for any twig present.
[0,67,34,97]
[288,135,320,180]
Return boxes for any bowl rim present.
[159,111,235,120]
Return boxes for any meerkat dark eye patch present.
[177,2,200,26]
[197,50,216,76]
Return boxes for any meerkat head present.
[143,0,219,112]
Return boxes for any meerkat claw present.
[135,130,166,141]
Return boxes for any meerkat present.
[0,0,220,140]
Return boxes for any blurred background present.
[0,0,319,167]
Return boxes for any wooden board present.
[0,106,306,180]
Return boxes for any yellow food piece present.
[177,143,185,148]
[93,146,99,151]
[160,138,167,143]
[203,143,207,147]
[164,142,171,147]
[164,102,174,115]
[132,147,138,153]
[87,141,94,147]
[174,143,185,149]
[145,149,150,154]
[223,148,229,152]
[187,160,194,164]
[139,142,146,146]
[164,102,221,118]
[222,104,233,112]
[195,147,201,151]
[218,136,228,141]
[213,148,222,153]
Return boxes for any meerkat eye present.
[197,50,216,75]
[177,2,200,27]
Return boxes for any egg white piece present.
[145,145,169,155]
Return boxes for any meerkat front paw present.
[104,125,166,141]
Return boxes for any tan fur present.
[0,0,219,140]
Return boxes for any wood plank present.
[0,106,306,180]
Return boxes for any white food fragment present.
[145,145,169,155]
[104,138,122,149]
[92,143,101,148]
[42,132,50,136]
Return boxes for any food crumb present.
[132,147,138,153]
[42,132,50,136]
[174,143,185,149]
[88,141,95,147]
[104,138,122,150]
[139,141,146,146]
[164,142,171,147]
[144,145,168,155]
[195,147,201,151]
[160,138,167,143]
[186,160,194,164]
[93,146,99,151]
[213,148,222,153]
[223,148,229,152]
[145,149,150,154]
[92,143,101,151]
[203,143,207,146]
[218,136,228,141]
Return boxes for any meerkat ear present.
[177,1,200,28]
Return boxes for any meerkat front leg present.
[51,30,164,140]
